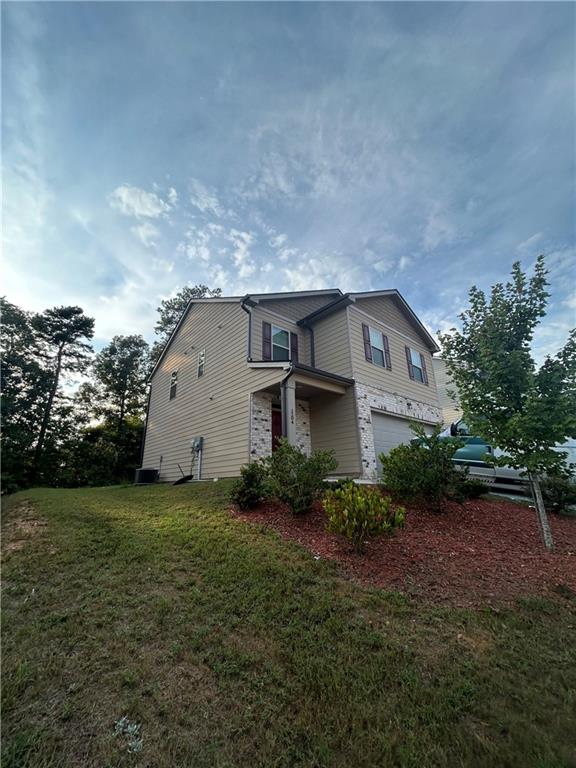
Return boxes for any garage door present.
[372,412,433,474]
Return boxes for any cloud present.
[227,229,256,278]
[109,185,171,219]
[517,232,543,253]
[189,178,224,217]
[2,5,51,269]
[422,205,458,252]
[131,221,160,248]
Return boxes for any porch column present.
[281,378,297,446]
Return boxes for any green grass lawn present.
[2,482,575,768]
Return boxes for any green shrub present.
[324,482,405,553]
[230,461,269,510]
[380,424,464,512]
[264,438,337,515]
[540,473,576,514]
[453,477,490,500]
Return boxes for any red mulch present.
[230,497,576,607]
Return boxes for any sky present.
[3,1,575,360]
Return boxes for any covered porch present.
[249,363,356,465]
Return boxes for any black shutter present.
[405,346,415,380]
[420,353,429,385]
[362,324,372,362]
[290,332,299,362]
[382,334,391,370]
[262,322,271,360]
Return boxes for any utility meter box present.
[191,436,203,452]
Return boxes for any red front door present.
[271,408,282,451]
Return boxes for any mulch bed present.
[230,497,576,607]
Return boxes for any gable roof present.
[245,288,342,304]
[298,289,439,353]
[350,290,439,352]
[148,287,438,382]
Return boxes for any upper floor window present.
[272,325,290,361]
[169,370,178,400]
[362,323,391,369]
[197,349,205,377]
[405,346,429,385]
[262,321,298,362]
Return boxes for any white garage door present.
[372,412,433,474]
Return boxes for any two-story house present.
[141,289,442,482]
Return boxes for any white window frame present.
[271,325,290,362]
[369,326,386,368]
[197,348,205,378]
[409,348,425,383]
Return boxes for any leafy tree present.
[0,298,51,490]
[439,256,576,549]
[59,418,144,487]
[30,306,95,480]
[93,335,149,434]
[151,284,221,367]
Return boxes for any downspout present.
[139,384,152,471]
[240,297,253,361]
[280,364,295,439]
[309,325,315,367]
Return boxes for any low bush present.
[264,438,337,515]
[453,477,490,500]
[324,482,405,553]
[230,461,269,510]
[380,424,464,512]
[540,473,576,514]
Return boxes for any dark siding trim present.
[262,321,272,360]
[420,353,429,385]
[290,332,299,362]
[405,346,415,380]
[362,323,372,361]
[382,334,391,370]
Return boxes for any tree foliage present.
[150,284,221,367]
[438,256,576,476]
[93,335,150,427]
[30,306,95,479]
[1,299,146,492]
[380,424,466,512]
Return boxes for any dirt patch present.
[230,497,576,607]
[2,501,48,554]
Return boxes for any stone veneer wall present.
[250,393,311,459]
[250,392,274,459]
[355,382,443,479]
[295,399,311,455]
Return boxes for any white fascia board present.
[248,362,291,369]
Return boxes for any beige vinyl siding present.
[143,302,286,482]
[312,309,353,377]
[348,306,440,407]
[251,307,310,364]
[258,294,338,322]
[310,388,361,476]
[354,296,431,348]
[432,358,462,425]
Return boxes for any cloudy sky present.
[3,2,575,359]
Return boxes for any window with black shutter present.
[362,323,391,370]
[405,346,428,385]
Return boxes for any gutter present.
[139,384,152,469]
[241,295,257,361]
[280,364,295,438]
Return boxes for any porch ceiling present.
[253,364,353,398]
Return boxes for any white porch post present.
[282,378,297,445]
